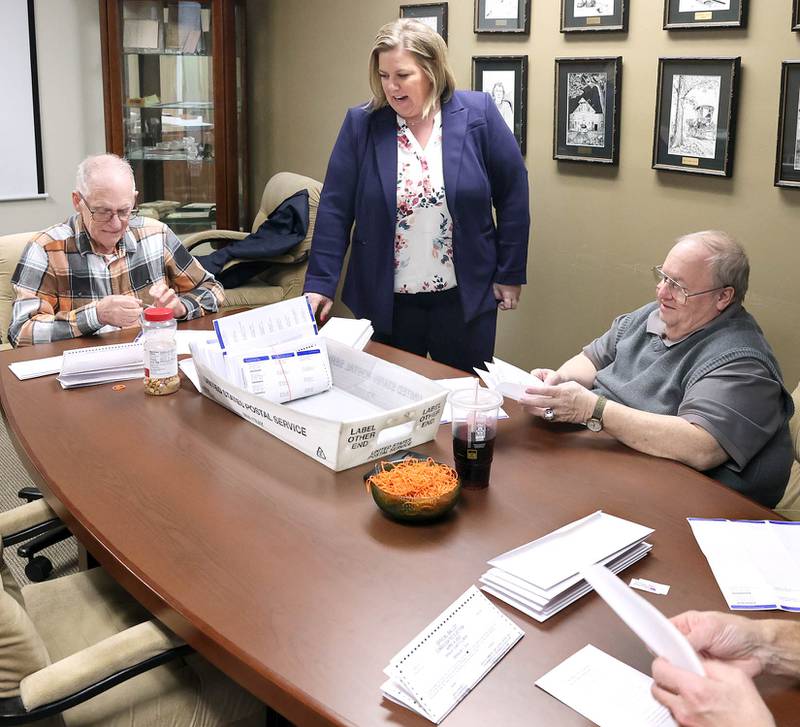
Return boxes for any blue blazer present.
[304,90,530,334]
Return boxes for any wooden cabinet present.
[99,0,247,233]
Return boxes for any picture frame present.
[472,55,528,154]
[400,3,448,43]
[652,57,740,177]
[560,0,629,33]
[663,0,748,30]
[553,57,622,165]
[793,0,800,31]
[474,0,530,34]
[773,61,800,188]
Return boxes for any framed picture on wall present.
[474,0,530,34]
[553,57,622,164]
[472,56,528,154]
[773,61,800,187]
[663,0,748,30]
[652,57,740,177]
[793,0,800,31]
[561,0,629,33]
[400,3,448,43]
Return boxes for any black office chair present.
[15,486,72,582]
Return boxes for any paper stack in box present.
[473,357,539,401]
[189,299,332,405]
[479,511,654,622]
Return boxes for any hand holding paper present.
[650,658,775,727]
[581,564,704,676]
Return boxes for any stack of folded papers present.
[58,341,144,389]
[473,357,539,401]
[319,316,373,350]
[381,586,523,724]
[479,511,654,622]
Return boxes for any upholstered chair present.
[0,500,264,725]
[774,382,800,521]
[182,171,323,309]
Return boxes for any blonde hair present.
[367,18,456,119]
[678,230,750,304]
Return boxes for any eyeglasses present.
[79,193,138,223]
[651,266,727,305]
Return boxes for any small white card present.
[382,585,523,724]
[630,578,670,595]
[535,644,676,727]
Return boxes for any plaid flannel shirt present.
[9,214,224,347]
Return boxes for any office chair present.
[0,499,265,725]
[15,486,72,582]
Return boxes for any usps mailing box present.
[193,339,448,471]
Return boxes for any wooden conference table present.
[1,321,798,726]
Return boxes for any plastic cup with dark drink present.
[449,387,503,489]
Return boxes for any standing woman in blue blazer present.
[304,18,530,372]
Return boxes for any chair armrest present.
[182,229,248,252]
[19,620,186,712]
[0,500,57,544]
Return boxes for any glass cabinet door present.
[102,0,246,233]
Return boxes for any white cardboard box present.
[194,339,448,471]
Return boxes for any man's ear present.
[71,191,82,213]
[716,286,735,311]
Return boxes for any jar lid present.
[144,307,175,322]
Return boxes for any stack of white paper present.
[381,586,523,724]
[318,316,373,350]
[687,518,800,611]
[8,355,63,380]
[58,342,144,389]
[473,357,540,401]
[189,297,333,404]
[479,511,654,622]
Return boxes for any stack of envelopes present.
[479,511,654,622]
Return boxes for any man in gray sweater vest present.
[521,230,793,507]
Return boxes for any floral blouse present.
[394,112,457,294]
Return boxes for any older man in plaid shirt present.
[9,154,224,347]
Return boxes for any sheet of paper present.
[179,358,200,392]
[688,518,800,611]
[8,355,62,380]
[175,330,217,356]
[582,565,704,675]
[434,378,509,423]
[212,296,317,351]
[488,511,654,591]
[473,358,542,402]
[382,585,523,724]
[535,644,676,727]
[630,578,670,596]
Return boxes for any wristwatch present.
[586,395,607,432]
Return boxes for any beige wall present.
[0,0,105,235]
[248,0,800,385]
